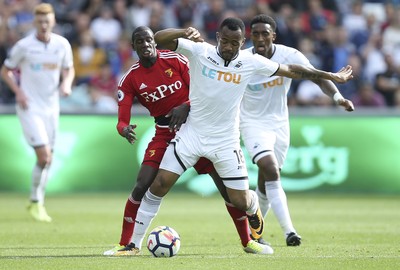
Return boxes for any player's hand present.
[166,103,190,132]
[337,98,355,112]
[331,65,354,83]
[60,83,72,97]
[122,124,137,144]
[15,91,28,110]
[185,27,204,43]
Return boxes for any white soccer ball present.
[147,225,181,257]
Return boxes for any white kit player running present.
[116,17,353,255]
[240,15,354,246]
[0,3,75,222]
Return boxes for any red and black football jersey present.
[117,50,190,134]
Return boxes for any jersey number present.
[233,149,245,165]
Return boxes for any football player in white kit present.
[240,14,355,246]
[117,17,353,255]
[1,3,75,222]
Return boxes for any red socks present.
[119,197,141,246]
[225,202,252,247]
[119,199,251,247]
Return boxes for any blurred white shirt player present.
[1,3,75,222]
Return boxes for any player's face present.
[34,13,55,41]
[250,23,276,58]
[132,30,157,62]
[216,26,245,61]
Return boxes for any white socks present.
[30,164,49,204]
[256,187,271,217]
[131,190,163,249]
[264,181,296,236]
[245,190,259,216]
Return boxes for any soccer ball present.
[147,226,181,257]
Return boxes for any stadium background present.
[1,108,399,194]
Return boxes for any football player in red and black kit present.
[104,26,270,256]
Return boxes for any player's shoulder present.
[14,33,36,48]
[118,61,141,85]
[50,33,71,45]
[180,38,213,52]
[274,44,300,57]
[239,48,258,61]
[238,48,270,67]
[158,50,189,64]
[272,44,310,66]
[243,47,253,53]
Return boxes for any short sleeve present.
[175,38,196,59]
[252,53,280,77]
[4,42,25,69]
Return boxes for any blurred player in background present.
[240,14,354,245]
[0,3,75,222]
[104,26,272,256]
[121,17,353,255]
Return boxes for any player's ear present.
[241,37,245,48]
[131,42,136,51]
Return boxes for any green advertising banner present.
[283,118,400,193]
[0,115,399,194]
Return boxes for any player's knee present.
[218,189,230,203]
[37,157,51,169]
[132,185,147,200]
[257,155,280,181]
[150,175,171,197]
[264,167,279,180]
[227,190,249,211]
[36,147,52,169]
[133,178,153,199]
[259,160,280,180]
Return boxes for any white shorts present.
[160,125,249,190]
[16,106,58,148]
[241,124,290,168]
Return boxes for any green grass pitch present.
[0,192,399,270]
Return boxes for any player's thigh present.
[242,127,276,164]
[273,125,290,168]
[193,157,214,175]
[141,133,170,168]
[208,144,250,210]
[45,110,59,148]
[17,108,49,147]
[210,143,248,182]
[159,137,199,176]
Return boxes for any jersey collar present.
[216,46,239,67]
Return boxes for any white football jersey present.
[240,44,313,130]
[4,32,73,110]
[176,38,279,139]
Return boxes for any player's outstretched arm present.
[312,79,355,112]
[276,64,353,84]
[154,27,204,51]
[336,97,355,111]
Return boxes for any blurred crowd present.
[1,0,400,112]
